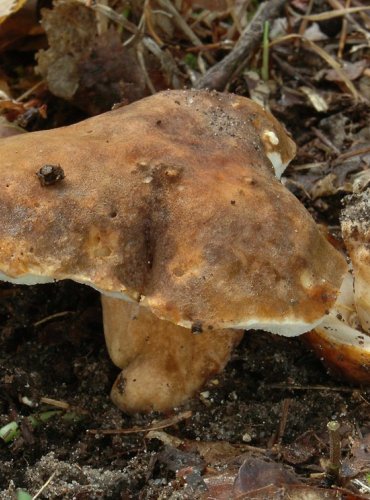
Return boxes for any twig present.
[326,421,341,480]
[87,410,192,435]
[142,37,182,88]
[272,53,311,85]
[40,397,70,410]
[269,398,291,447]
[295,5,370,21]
[157,0,214,64]
[144,0,164,47]
[186,40,234,53]
[277,398,291,444]
[298,0,315,38]
[32,471,57,500]
[338,0,350,58]
[83,2,138,34]
[326,0,370,42]
[33,311,74,327]
[16,81,45,102]
[195,0,286,90]
[266,383,356,392]
[137,42,156,94]
[271,33,362,101]
[332,145,370,165]
[312,127,341,155]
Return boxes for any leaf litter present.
[0,0,370,498]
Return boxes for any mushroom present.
[0,89,347,412]
[103,297,243,412]
[342,189,370,334]
[304,189,370,382]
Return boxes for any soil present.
[1,279,370,498]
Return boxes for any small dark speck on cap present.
[36,164,65,187]
[192,321,203,334]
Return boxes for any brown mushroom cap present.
[0,89,346,335]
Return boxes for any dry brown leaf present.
[0,116,25,138]
[184,0,230,11]
[300,6,370,22]
[325,61,368,83]
[36,1,147,114]
[202,457,349,499]
[300,86,329,112]
[310,173,338,199]
[281,430,321,465]
[271,34,361,101]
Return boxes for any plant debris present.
[0,0,370,497]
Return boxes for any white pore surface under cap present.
[226,317,324,337]
[0,271,54,285]
[176,316,324,337]
[0,271,135,302]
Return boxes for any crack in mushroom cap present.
[0,89,346,335]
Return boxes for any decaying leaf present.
[300,86,329,112]
[281,430,322,465]
[342,433,370,478]
[325,61,368,83]
[0,116,26,138]
[202,456,356,499]
[36,1,147,114]
[311,172,338,199]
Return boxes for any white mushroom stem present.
[101,296,243,413]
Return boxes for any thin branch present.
[87,410,192,435]
[195,0,287,90]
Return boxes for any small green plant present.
[261,20,270,81]
[16,490,32,500]
[183,53,198,70]
[0,410,62,443]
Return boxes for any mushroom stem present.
[101,296,243,413]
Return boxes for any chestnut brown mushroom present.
[305,189,370,382]
[0,89,347,412]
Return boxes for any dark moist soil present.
[1,280,370,498]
